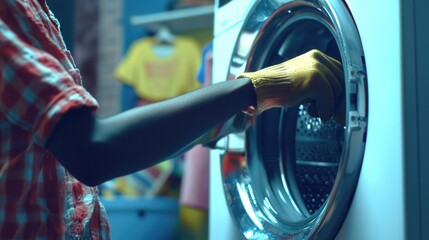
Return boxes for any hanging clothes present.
[114,36,202,102]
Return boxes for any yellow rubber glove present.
[236,49,345,125]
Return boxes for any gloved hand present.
[236,49,345,125]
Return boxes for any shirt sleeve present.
[0,20,98,147]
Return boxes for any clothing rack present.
[130,5,214,33]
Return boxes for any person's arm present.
[47,49,345,187]
[46,78,256,186]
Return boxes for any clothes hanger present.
[152,26,176,57]
[154,26,175,46]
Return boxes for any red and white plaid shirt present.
[0,0,110,239]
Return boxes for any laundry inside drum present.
[289,104,343,215]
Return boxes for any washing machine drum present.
[222,0,368,239]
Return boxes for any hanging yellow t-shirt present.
[115,36,202,102]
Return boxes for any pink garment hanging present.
[180,42,213,209]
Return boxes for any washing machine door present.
[222,0,367,239]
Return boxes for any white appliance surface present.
[337,1,404,239]
[210,0,405,239]
[209,2,248,239]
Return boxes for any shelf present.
[130,5,214,33]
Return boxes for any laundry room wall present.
[46,0,75,52]
[96,0,123,118]
[47,0,123,118]
[121,0,170,51]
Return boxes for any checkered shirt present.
[0,0,110,239]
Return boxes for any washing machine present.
[209,0,429,239]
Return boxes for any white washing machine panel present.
[210,1,249,239]
[211,0,406,239]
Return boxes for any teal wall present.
[46,0,75,52]
[122,0,171,52]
